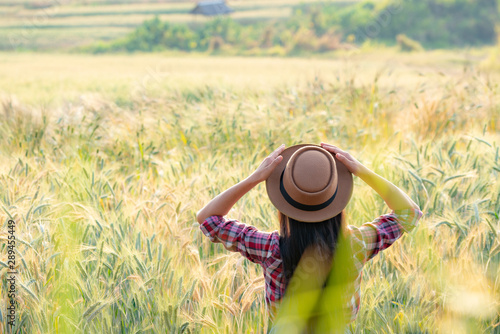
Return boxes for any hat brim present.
[265,144,353,223]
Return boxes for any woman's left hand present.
[248,144,285,184]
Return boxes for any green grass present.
[0,50,499,333]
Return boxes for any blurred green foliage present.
[86,0,499,54]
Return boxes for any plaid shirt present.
[200,208,423,322]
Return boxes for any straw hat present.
[265,144,353,222]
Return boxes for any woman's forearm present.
[197,145,285,224]
[196,177,259,224]
[357,166,419,211]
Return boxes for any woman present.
[196,143,423,330]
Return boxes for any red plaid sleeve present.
[348,208,423,264]
[200,215,278,265]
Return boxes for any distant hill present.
[0,0,354,50]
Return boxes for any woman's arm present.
[196,178,258,224]
[196,144,285,224]
[356,168,419,211]
[320,143,419,211]
[321,143,422,263]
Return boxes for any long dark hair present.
[278,211,344,290]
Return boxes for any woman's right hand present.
[320,143,366,177]
[248,144,285,184]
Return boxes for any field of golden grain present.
[0,49,499,333]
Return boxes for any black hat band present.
[279,170,338,212]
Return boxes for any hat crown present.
[292,150,332,193]
[283,146,338,206]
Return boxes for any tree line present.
[85,0,499,54]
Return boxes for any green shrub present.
[365,0,499,48]
[293,0,499,48]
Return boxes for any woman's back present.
[199,208,423,322]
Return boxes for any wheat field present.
[0,48,499,333]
